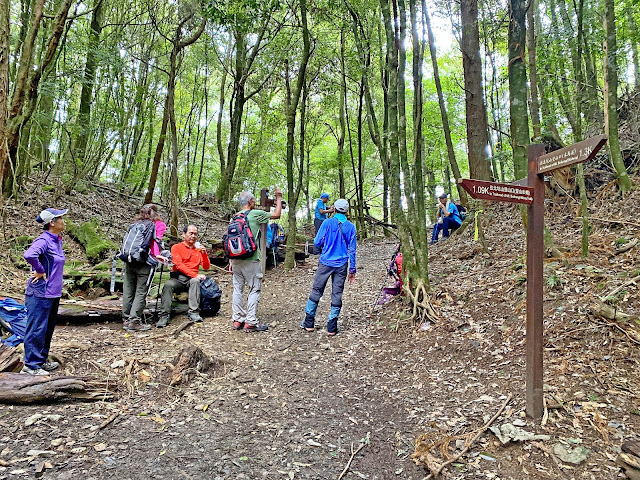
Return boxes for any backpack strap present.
[337,219,348,247]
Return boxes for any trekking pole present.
[152,263,165,321]
[110,256,118,294]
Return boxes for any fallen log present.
[0,373,114,404]
[0,344,22,372]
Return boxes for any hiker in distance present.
[230,188,283,333]
[120,205,166,332]
[301,198,356,336]
[21,208,68,375]
[314,192,334,235]
[156,225,210,328]
[430,193,462,245]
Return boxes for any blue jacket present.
[447,203,462,225]
[314,214,357,274]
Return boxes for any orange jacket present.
[171,242,210,278]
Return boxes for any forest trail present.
[0,183,639,479]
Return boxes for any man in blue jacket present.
[430,193,462,244]
[301,198,356,336]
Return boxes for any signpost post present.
[459,135,607,418]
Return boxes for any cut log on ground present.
[0,373,115,404]
[0,344,22,372]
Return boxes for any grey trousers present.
[309,262,347,307]
[159,274,201,318]
[122,262,154,320]
[231,259,263,326]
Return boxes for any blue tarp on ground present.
[0,297,27,347]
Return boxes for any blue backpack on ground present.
[200,277,222,317]
[0,298,28,347]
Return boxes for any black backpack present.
[200,277,222,317]
[455,203,467,221]
[117,220,156,264]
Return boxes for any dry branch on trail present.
[0,372,114,404]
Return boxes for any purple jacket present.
[24,231,66,298]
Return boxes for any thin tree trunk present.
[603,0,632,194]
[338,27,346,198]
[72,0,104,170]
[424,3,467,204]
[628,7,640,90]
[0,0,9,194]
[145,94,170,205]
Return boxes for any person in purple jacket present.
[21,208,68,375]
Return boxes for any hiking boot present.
[125,319,151,332]
[42,361,59,372]
[243,323,268,333]
[232,321,245,330]
[156,316,169,328]
[20,366,50,376]
[188,313,203,323]
[122,319,130,330]
[300,322,314,332]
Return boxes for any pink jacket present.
[150,220,166,256]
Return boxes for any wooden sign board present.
[536,135,607,174]
[459,178,534,204]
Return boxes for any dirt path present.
[1,216,639,479]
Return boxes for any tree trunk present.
[72,0,105,172]
[0,372,114,404]
[1,0,72,196]
[603,0,632,194]
[0,0,9,196]
[460,0,493,181]
[508,0,530,181]
[526,0,541,140]
[338,27,346,199]
[283,0,311,271]
[145,94,170,205]
[628,7,640,90]
[424,3,467,204]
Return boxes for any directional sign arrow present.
[459,178,535,204]
[536,135,607,174]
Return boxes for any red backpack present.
[223,211,257,259]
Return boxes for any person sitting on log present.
[430,193,462,245]
[156,225,210,328]
[21,208,68,375]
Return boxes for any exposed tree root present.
[404,280,439,325]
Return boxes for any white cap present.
[334,199,349,213]
[36,208,68,224]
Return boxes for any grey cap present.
[438,193,448,199]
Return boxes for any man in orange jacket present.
[156,225,210,328]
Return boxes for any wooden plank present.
[536,135,607,174]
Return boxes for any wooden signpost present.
[459,135,607,418]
